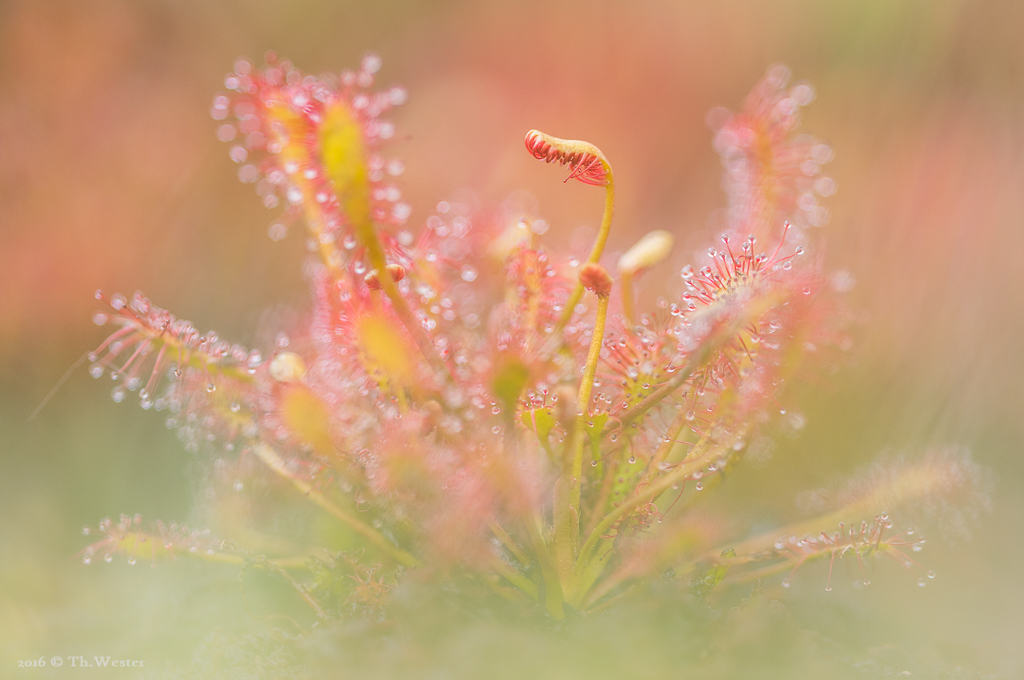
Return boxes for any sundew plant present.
[80,54,986,624]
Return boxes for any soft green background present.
[2,0,1022,677]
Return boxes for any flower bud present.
[579,262,613,297]
[618,230,675,276]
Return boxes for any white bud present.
[618,230,675,275]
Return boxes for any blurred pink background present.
[2,0,1022,674]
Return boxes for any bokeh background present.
[2,0,1022,677]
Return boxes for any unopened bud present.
[579,262,613,297]
[618,230,675,275]
[269,351,307,383]
[364,264,407,290]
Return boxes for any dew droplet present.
[111,385,126,403]
[824,584,832,592]
[268,223,288,241]
[927,570,935,579]
[104,554,113,563]
[362,53,382,74]
[207,383,216,393]
[695,481,703,491]
[781,579,790,588]
[128,556,136,565]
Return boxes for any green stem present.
[556,181,615,332]
[358,226,453,383]
[613,296,766,428]
[582,440,624,536]
[620,269,635,326]
[525,514,564,619]
[554,292,610,595]
[709,509,853,560]
[616,358,697,429]
[480,572,535,604]
[570,294,611,511]
[577,296,610,481]
[488,556,539,601]
[641,408,691,484]
[319,109,453,385]
[489,520,531,566]
[109,531,313,570]
[610,288,778,428]
[236,549,331,620]
[581,473,723,609]
[568,539,614,608]
[584,582,637,615]
[253,444,418,568]
[576,439,719,577]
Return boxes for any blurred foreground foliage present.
[157,581,994,680]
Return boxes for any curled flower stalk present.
[525,130,615,332]
[80,60,986,625]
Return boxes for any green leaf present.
[493,358,531,412]
[690,562,730,600]
[584,413,610,464]
[520,407,557,448]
